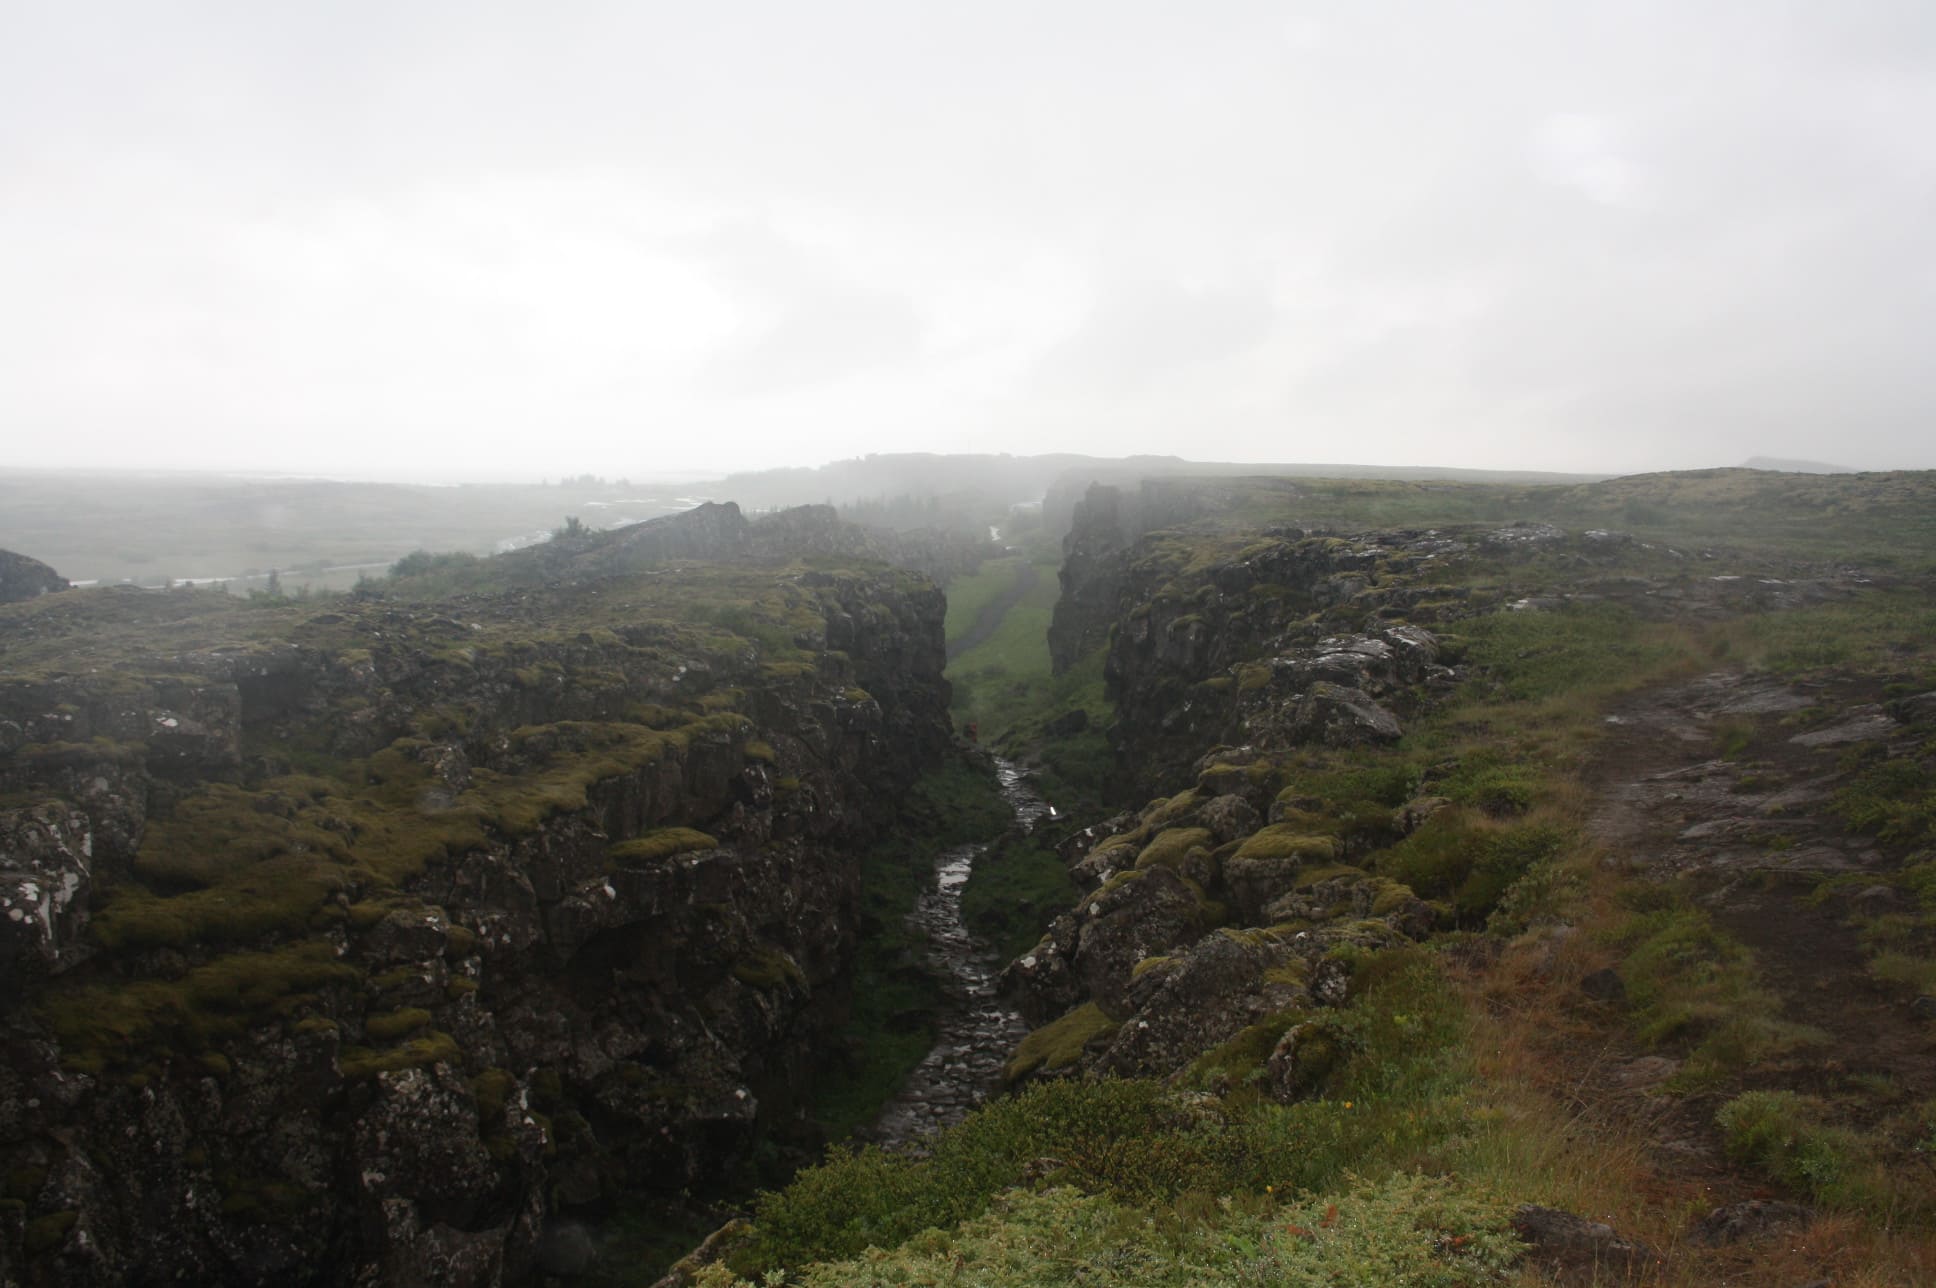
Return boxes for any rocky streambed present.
[864,759,1052,1144]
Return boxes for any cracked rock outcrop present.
[0,555,952,1285]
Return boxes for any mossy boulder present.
[1134,827,1217,886]
[1003,1002,1119,1084]
[1222,828,1340,922]
[1197,793,1261,843]
[1233,826,1337,863]
[1264,1017,1349,1101]
[1098,929,1316,1081]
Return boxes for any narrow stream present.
[863,758,1053,1145]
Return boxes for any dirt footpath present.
[1585,669,1936,1151]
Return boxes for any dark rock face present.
[1067,524,1469,797]
[1046,484,1134,674]
[0,562,952,1284]
[1046,479,1290,676]
[0,550,68,604]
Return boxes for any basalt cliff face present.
[0,549,951,1284]
[1044,479,1296,675]
[1049,504,1850,801]
[1008,507,1866,1093]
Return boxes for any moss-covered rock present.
[1003,1002,1120,1084]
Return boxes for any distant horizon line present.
[0,452,1902,490]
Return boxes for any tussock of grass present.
[337,1030,462,1079]
[1371,811,1568,925]
[1607,890,1832,1085]
[608,827,718,865]
[364,1007,432,1042]
[732,947,808,991]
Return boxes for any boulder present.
[1006,867,1209,1023]
[0,550,68,604]
[1291,682,1402,746]
[1044,709,1089,737]
[1095,930,1310,1079]
[1580,967,1627,1004]
[1071,867,1208,1016]
[1512,1205,1659,1275]
[1264,1019,1347,1102]
[1198,793,1260,844]
[1688,1199,1814,1247]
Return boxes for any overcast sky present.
[3,1,1933,481]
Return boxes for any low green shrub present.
[733,948,1473,1279]
[1373,814,1567,924]
[701,1173,1518,1288]
[1832,753,1936,848]
[1716,1090,1878,1208]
